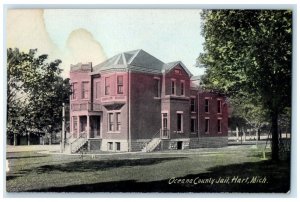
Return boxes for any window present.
[217,100,222,114]
[180,81,185,96]
[175,69,181,74]
[108,113,114,131]
[82,81,89,99]
[108,142,113,150]
[117,76,123,94]
[115,142,121,151]
[171,80,176,95]
[205,118,210,133]
[191,98,195,112]
[218,119,222,133]
[95,81,101,99]
[177,113,183,132]
[73,116,78,132]
[116,113,121,131]
[72,83,78,99]
[154,78,160,97]
[105,77,110,95]
[191,118,196,133]
[205,99,209,113]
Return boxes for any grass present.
[6,145,290,193]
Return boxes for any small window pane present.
[177,114,182,131]
[105,77,110,95]
[180,82,184,95]
[218,119,222,132]
[108,113,114,131]
[218,100,222,113]
[116,142,121,151]
[205,99,209,113]
[117,76,123,94]
[116,113,121,131]
[191,119,196,133]
[205,119,210,133]
[191,98,195,112]
[171,80,176,95]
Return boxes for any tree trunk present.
[236,126,239,142]
[279,127,282,139]
[13,133,17,146]
[255,128,258,142]
[271,112,279,161]
[27,133,30,145]
[242,127,246,142]
[49,133,52,145]
[258,129,261,140]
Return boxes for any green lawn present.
[6,145,290,193]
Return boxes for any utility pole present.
[61,102,65,153]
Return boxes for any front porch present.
[72,115,102,139]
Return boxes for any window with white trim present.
[108,142,113,150]
[72,82,78,100]
[82,81,89,99]
[191,98,195,112]
[73,116,78,132]
[205,98,209,113]
[116,112,121,131]
[171,79,176,95]
[191,118,196,133]
[154,78,161,97]
[180,81,185,96]
[205,118,210,133]
[218,119,222,133]
[177,113,183,132]
[217,100,222,114]
[105,77,110,95]
[117,75,123,94]
[115,142,121,151]
[108,113,114,131]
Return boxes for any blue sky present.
[43,9,205,76]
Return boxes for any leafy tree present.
[7,48,71,145]
[198,10,292,160]
[229,93,269,141]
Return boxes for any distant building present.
[68,49,228,153]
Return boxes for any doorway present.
[177,141,183,150]
[161,113,169,139]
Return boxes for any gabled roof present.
[163,61,193,77]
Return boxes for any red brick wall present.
[70,70,92,104]
[189,90,199,138]
[130,72,162,140]
[168,98,190,139]
[97,72,129,140]
[198,92,228,137]
[163,65,190,97]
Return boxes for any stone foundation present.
[101,139,128,152]
[161,138,190,150]
[130,139,151,151]
[85,136,228,152]
[88,139,101,151]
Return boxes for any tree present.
[198,10,292,160]
[7,48,71,144]
[229,93,269,141]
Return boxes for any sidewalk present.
[6,145,60,153]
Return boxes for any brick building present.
[67,49,228,153]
